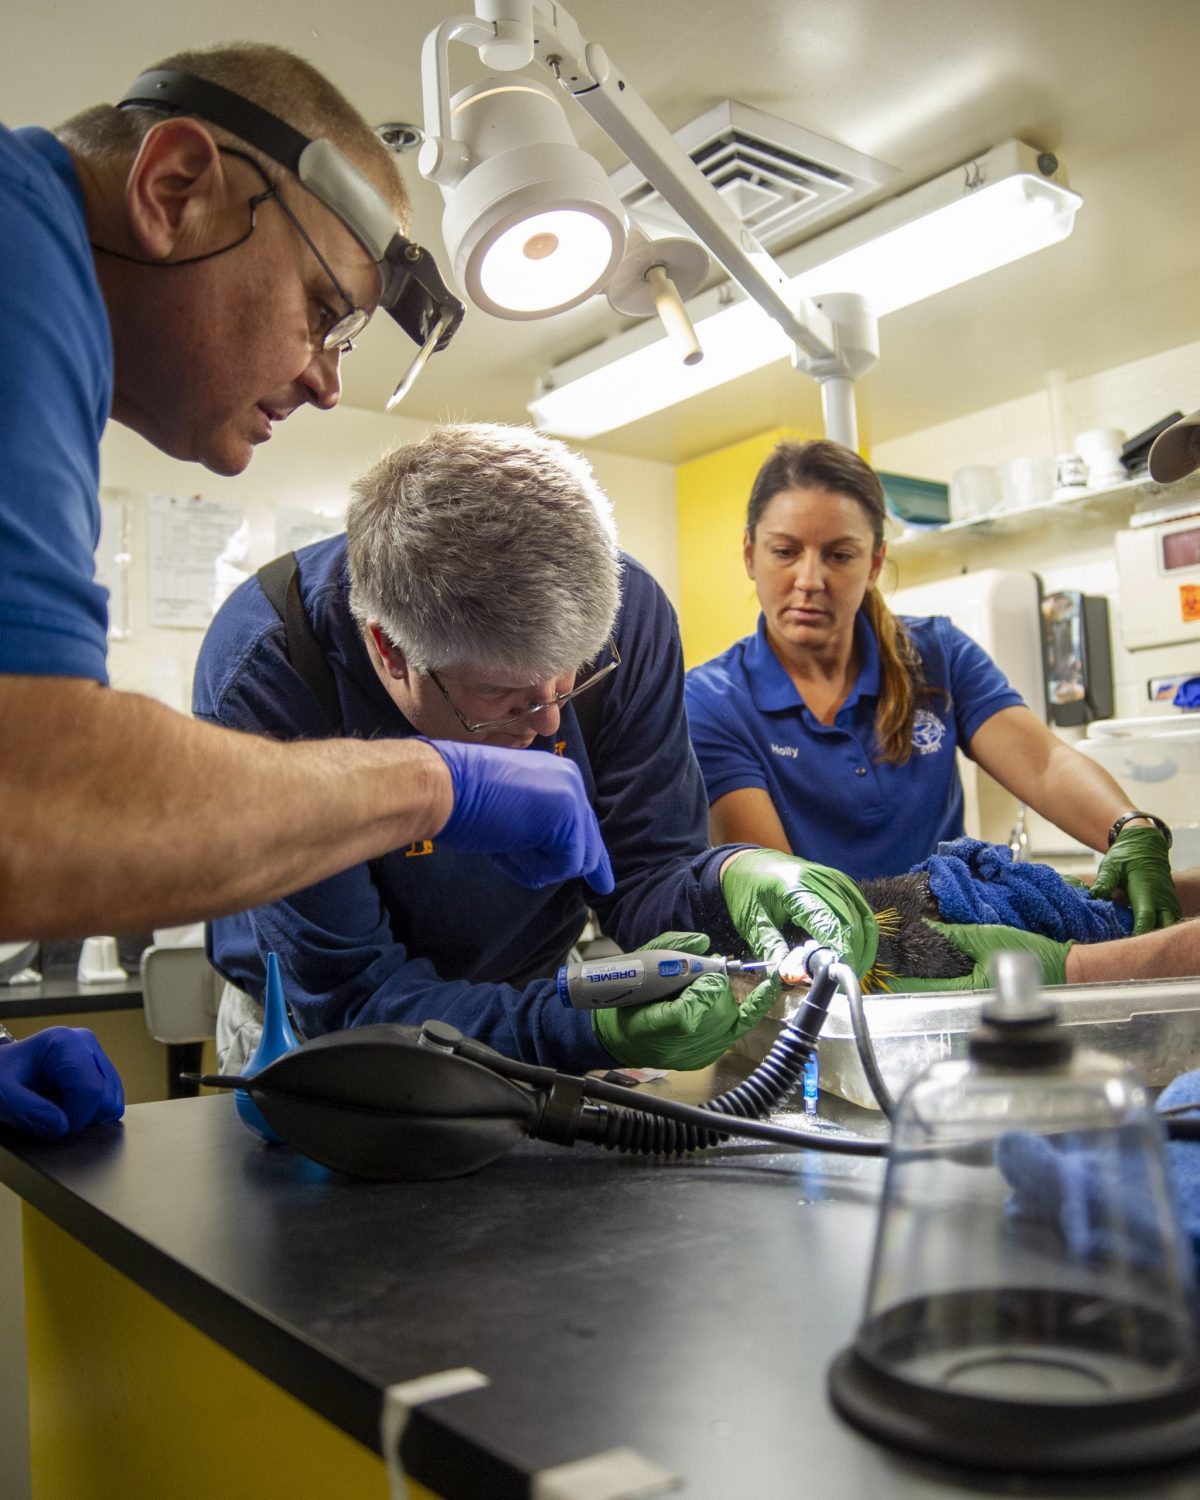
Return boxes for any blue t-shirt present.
[0,125,112,681]
[684,612,1024,880]
[194,540,743,1072]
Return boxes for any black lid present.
[968,994,1073,1068]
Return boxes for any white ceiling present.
[9,0,1200,464]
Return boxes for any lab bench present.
[0,974,209,1104]
[2,1069,1200,1500]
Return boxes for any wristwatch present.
[1108,811,1173,850]
[0,1022,13,1046]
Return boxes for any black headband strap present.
[119,69,310,175]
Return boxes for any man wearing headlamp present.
[0,42,608,1139]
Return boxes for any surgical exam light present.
[427,75,627,318]
[418,0,876,447]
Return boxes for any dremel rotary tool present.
[557,948,770,1009]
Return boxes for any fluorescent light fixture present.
[529,141,1082,438]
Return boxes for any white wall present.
[870,340,1200,482]
[98,405,677,710]
[867,337,1200,854]
[872,337,1200,725]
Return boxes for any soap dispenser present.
[829,950,1200,1473]
[236,951,301,1143]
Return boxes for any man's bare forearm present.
[0,677,453,937]
[1065,917,1200,984]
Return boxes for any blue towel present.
[912,836,1134,942]
[996,1068,1200,1276]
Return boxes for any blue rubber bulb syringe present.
[235,951,301,1143]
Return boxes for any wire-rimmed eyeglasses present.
[427,639,621,735]
[222,148,371,354]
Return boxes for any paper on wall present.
[274,505,346,555]
[147,493,246,628]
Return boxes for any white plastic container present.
[1080,716,1200,868]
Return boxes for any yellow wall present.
[676,426,813,669]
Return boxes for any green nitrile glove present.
[1090,825,1180,936]
[590,930,782,1071]
[890,920,1074,992]
[720,849,879,977]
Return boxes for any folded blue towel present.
[912,836,1134,943]
[996,1068,1200,1276]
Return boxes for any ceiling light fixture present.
[529,141,1082,439]
[419,6,1080,448]
[427,74,627,318]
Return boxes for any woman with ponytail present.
[684,440,1179,930]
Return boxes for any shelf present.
[887,472,1200,556]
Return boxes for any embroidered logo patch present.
[911,709,946,756]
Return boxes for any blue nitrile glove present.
[0,1028,125,1139]
[1090,825,1181,936]
[591,931,782,1071]
[720,849,879,977]
[426,740,614,893]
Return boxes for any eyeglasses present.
[221,149,370,355]
[117,70,466,409]
[426,639,621,735]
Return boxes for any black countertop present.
[3,1083,1200,1498]
[0,975,142,1019]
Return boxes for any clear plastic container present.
[734,974,1200,1111]
[829,952,1200,1472]
[1080,717,1200,868]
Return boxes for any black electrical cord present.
[573,1076,887,1157]
[449,956,887,1159]
[193,954,891,1174]
[836,961,897,1119]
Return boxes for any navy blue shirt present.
[195,540,740,1071]
[0,126,112,681]
[684,612,1024,881]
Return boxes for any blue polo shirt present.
[684,612,1024,880]
[0,125,112,681]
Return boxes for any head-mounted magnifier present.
[118,69,465,409]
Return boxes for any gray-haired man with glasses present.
[196,421,877,1075]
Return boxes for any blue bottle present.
[803,1050,820,1117]
[235,951,301,1143]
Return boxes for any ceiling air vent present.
[609,100,898,251]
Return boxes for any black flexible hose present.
[836,961,897,1119]
[572,959,887,1158]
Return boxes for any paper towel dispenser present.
[1040,590,1114,726]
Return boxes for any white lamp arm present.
[419,1,873,446]
[419,14,496,185]
[526,1,838,363]
[420,1,838,359]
